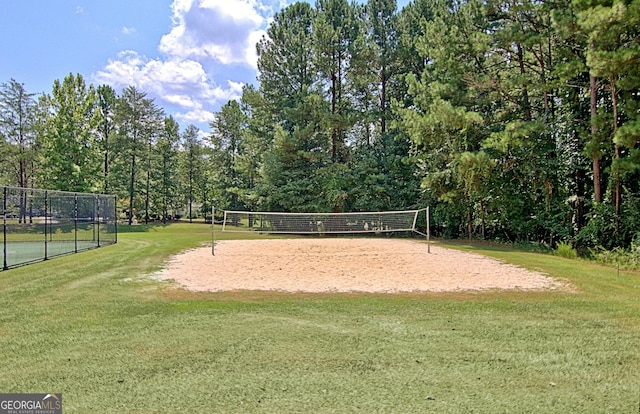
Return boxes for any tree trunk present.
[331,69,338,162]
[590,73,602,203]
[610,75,621,233]
[516,43,532,121]
[145,168,150,224]
[104,128,109,194]
[480,199,486,240]
[466,197,473,240]
[128,152,136,225]
[380,64,387,136]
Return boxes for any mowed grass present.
[1,223,640,413]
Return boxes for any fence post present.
[44,190,49,260]
[96,196,101,247]
[113,195,118,244]
[3,187,7,270]
[427,206,431,254]
[74,194,79,253]
[211,206,216,256]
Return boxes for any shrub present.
[556,242,578,259]
[591,239,640,270]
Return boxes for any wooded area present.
[1,0,639,252]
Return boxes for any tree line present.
[1,76,193,225]
[1,0,639,252]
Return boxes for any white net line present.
[221,209,427,235]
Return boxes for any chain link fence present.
[2,186,117,270]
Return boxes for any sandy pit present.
[155,238,565,294]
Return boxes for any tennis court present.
[2,240,102,269]
[1,186,117,270]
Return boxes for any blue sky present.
[0,0,410,131]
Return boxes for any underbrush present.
[590,242,640,271]
[555,242,578,259]
[451,237,640,271]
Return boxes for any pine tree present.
[154,116,181,223]
[575,0,640,242]
[114,86,163,225]
[257,2,316,131]
[0,79,37,190]
[96,84,117,194]
[210,100,249,210]
[180,124,205,223]
[313,0,359,162]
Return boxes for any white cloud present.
[176,108,218,124]
[92,0,280,128]
[93,51,243,124]
[159,0,269,67]
[121,26,137,35]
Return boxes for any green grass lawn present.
[1,223,639,413]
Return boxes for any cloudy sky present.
[0,0,410,132]
[0,0,285,130]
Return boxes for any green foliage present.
[257,1,316,121]
[94,84,118,196]
[179,124,207,221]
[577,202,617,249]
[112,86,165,224]
[39,73,100,193]
[152,116,182,222]
[556,242,578,259]
[578,194,640,250]
[344,135,420,212]
[0,79,38,188]
[591,237,640,270]
[261,119,330,212]
[210,100,250,211]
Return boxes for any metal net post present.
[2,187,7,270]
[427,206,431,254]
[211,206,216,256]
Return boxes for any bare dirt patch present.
[156,238,565,293]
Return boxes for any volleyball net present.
[220,209,428,236]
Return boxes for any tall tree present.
[257,2,335,211]
[550,3,600,237]
[367,0,398,137]
[257,2,316,130]
[114,86,163,225]
[348,10,378,147]
[0,79,37,190]
[180,124,205,223]
[210,100,249,210]
[154,116,181,223]
[40,73,99,192]
[575,0,640,238]
[314,0,358,162]
[238,85,272,211]
[95,84,117,194]
[0,79,39,224]
[261,94,331,212]
[482,0,573,243]
[396,0,490,237]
